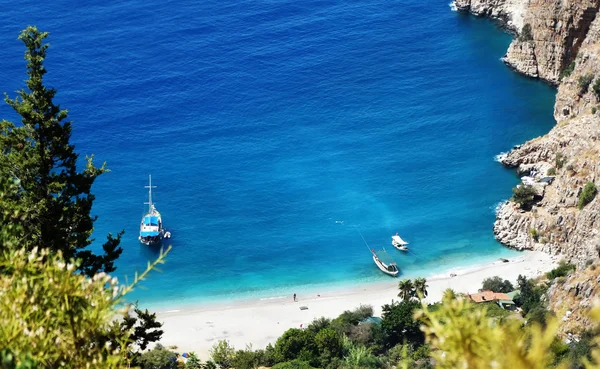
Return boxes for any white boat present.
[372,249,399,277]
[138,175,170,246]
[392,233,408,251]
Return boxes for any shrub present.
[232,347,260,369]
[331,305,373,335]
[273,329,317,364]
[547,167,556,175]
[314,328,344,366]
[210,340,235,369]
[547,261,576,279]
[578,73,594,95]
[593,107,598,114]
[481,276,515,293]
[560,61,576,79]
[381,300,424,348]
[530,228,540,241]
[593,78,600,100]
[555,152,566,169]
[578,182,597,209]
[519,23,533,41]
[512,184,537,210]
[271,360,316,369]
[136,345,178,369]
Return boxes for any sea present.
[0,0,556,308]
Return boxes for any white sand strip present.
[157,251,558,358]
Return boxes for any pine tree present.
[0,26,123,276]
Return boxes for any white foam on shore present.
[449,1,457,11]
[492,200,508,215]
[494,151,508,162]
[259,295,287,301]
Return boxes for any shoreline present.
[156,250,559,358]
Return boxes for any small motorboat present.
[392,233,408,251]
[372,249,399,277]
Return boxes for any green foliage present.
[593,78,600,101]
[185,353,203,369]
[271,359,316,369]
[0,244,170,369]
[512,184,537,210]
[555,152,566,169]
[578,182,597,210]
[231,347,259,369]
[481,276,515,293]
[315,327,344,365]
[0,349,40,369]
[210,340,235,369]
[578,73,594,95]
[342,345,383,369]
[397,279,414,301]
[530,228,540,241]
[0,26,123,277]
[547,261,576,279]
[381,299,424,348]
[519,23,533,41]
[548,167,557,175]
[414,277,429,299]
[514,275,545,315]
[567,329,597,369]
[560,61,576,79]
[307,317,331,334]
[331,305,373,335]
[442,288,457,303]
[135,345,178,369]
[273,329,317,364]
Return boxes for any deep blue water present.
[0,0,556,307]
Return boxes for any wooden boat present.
[392,233,408,251]
[372,249,399,277]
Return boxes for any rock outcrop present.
[457,0,600,266]
[458,0,600,334]
[547,264,600,336]
[458,0,600,84]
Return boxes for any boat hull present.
[373,255,399,277]
[392,243,408,251]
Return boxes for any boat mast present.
[144,174,157,212]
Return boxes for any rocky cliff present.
[457,0,600,333]
[456,0,600,265]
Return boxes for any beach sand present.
[156,250,558,357]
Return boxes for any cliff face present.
[457,0,600,332]
[456,0,600,265]
[457,0,600,84]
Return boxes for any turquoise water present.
[0,0,556,307]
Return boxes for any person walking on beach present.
[293,293,297,302]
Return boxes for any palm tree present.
[414,277,429,300]
[442,288,457,303]
[397,279,414,301]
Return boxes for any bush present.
[481,276,514,293]
[314,328,344,366]
[578,182,597,210]
[593,78,600,101]
[514,275,546,315]
[519,23,533,41]
[593,107,597,114]
[136,345,178,369]
[210,340,235,369]
[232,348,259,369]
[547,167,556,175]
[530,228,539,241]
[546,261,576,279]
[578,73,594,95]
[381,300,424,348]
[555,153,566,169]
[273,329,317,364]
[331,305,373,335]
[560,61,576,79]
[512,184,537,210]
[271,360,316,369]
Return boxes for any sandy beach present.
[157,250,559,357]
